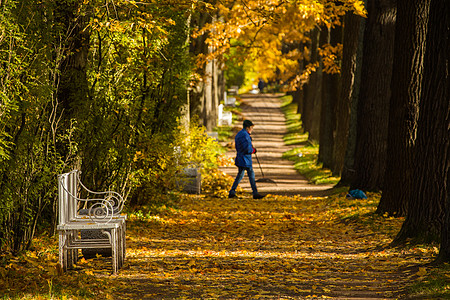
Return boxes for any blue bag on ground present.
[346,189,367,199]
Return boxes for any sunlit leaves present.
[1,191,447,298]
[319,43,343,74]
[196,0,366,89]
[115,193,440,298]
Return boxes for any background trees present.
[0,0,193,252]
[0,0,66,251]
[201,0,448,263]
[350,0,396,191]
[377,0,430,217]
[393,0,448,248]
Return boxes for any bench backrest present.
[58,169,125,225]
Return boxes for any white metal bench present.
[218,104,233,126]
[57,170,126,274]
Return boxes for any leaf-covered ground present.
[113,193,436,299]
[0,192,443,299]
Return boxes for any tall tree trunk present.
[302,27,321,141]
[333,12,364,177]
[189,12,210,121]
[301,30,314,135]
[338,12,366,185]
[395,0,449,246]
[211,56,219,129]
[295,49,305,117]
[319,25,342,169]
[203,53,214,130]
[377,0,430,217]
[52,0,89,234]
[55,0,90,120]
[351,0,396,191]
[180,9,193,131]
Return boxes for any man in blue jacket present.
[228,120,265,199]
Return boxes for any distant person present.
[229,120,265,199]
[258,78,265,93]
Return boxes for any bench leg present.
[119,224,126,268]
[111,228,117,275]
[59,232,67,272]
[117,226,122,269]
[122,222,126,261]
[103,229,118,274]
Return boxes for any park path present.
[111,94,430,299]
[220,93,334,197]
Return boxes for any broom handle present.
[254,152,265,177]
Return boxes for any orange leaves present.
[319,43,343,74]
[3,192,447,298]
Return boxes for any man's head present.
[243,120,254,133]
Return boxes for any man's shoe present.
[253,193,265,199]
[228,194,236,199]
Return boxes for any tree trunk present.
[332,12,364,177]
[319,25,342,169]
[302,27,321,141]
[189,12,211,121]
[52,0,89,234]
[310,28,324,142]
[395,0,449,246]
[211,56,219,129]
[55,0,90,120]
[203,53,214,131]
[377,0,430,217]
[338,11,366,185]
[351,0,396,191]
[295,48,305,117]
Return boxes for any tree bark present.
[302,27,322,141]
[338,11,366,185]
[351,0,396,191]
[189,12,211,121]
[395,0,449,246]
[295,49,305,117]
[319,25,342,169]
[332,12,364,177]
[203,53,214,130]
[377,0,430,217]
[55,0,90,119]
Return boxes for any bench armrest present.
[58,170,125,224]
[77,175,125,215]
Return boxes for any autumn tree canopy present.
[195,0,366,89]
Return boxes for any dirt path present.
[111,94,431,299]
[220,93,334,197]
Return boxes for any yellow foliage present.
[1,192,446,299]
[196,0,366,89]
[318,43,343,74]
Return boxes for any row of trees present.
[201,0,448,262]
[315,0,449,262]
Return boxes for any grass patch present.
[214,125,233,142]
[280,95,339,185]
[408,263,450,299]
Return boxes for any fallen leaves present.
[111,193,440,299]
[0,192,445,299]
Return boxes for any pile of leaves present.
[2,192,448,299]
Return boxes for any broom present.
[254,152,277,184]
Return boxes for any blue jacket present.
[234,128,254,167]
